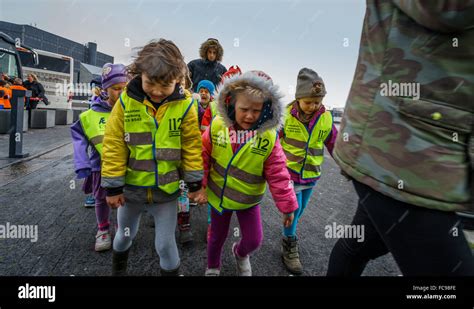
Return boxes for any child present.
[175,70,199,244]
[195,80,215,133]
[101,39,205,276]
[200,66,242,243]
[202,70,297,276]
[280,68,338,274]
[82,77,103,208]
[71,63,128,252]
[200,65,242,133]
[174,79,216,243]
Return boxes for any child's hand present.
[106,194,125,209]
[188,188,207,205]
[283,212,294,228]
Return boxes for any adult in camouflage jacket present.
[327,0,474,276]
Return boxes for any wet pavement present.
[0,125,401,276]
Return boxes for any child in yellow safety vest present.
[201,70,298,276]
[279,68,338,275]
[101,39,206,276]
[71,63,128,252]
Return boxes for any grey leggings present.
[113,198,180,271]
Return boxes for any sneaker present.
[84,195,95,208]
[232,242,252,276]
[95,230,112,252]
[281,236,303,275]
[205,268,220,276]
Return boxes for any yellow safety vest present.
[120,92,195,194]
[281,106,333,180]
[209,100,217,118]
[79,109,110,156]
[207,117,276,213]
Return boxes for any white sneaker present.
[232,242,252,276]
[95,230,112,252]
[204,268,220,276]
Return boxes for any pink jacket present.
[202,125,298,214]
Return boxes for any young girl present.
[200,67,242,243]
[71,63,128,252]
[101,39,205,276]
[202,70,297,276]
[280,68,338,274]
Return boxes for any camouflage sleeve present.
[392,0,474,33]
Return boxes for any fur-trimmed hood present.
[199,38,224,62]
[215,71,286,134]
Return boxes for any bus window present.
[0,52,19,78]
[19,49,74,109]
[37,54,71,73]
[19,50,37,68]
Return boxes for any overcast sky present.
[0,0,366,108]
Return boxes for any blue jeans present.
[283,187,314,237]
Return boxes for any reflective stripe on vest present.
[121,91,194,193]
[206,117,276,213]
[281,106,332,180]
[79,109,110,156]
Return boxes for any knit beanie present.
[101,63,128,90]
[295,68,326,99]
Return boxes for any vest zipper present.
[300,113,322,177]
[218,133,252,210]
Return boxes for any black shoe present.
[160,264,181,276]
[112,249,130,276]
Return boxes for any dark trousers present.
[327,180,474,276]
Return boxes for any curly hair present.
[128,39,187,85]
[199,38,224,62]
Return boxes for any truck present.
[0,32,38,81]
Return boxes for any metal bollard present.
[9,89,32,158]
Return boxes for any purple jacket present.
[70,97,112,179]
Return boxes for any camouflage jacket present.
[334,0,474,211]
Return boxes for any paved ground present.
[0,125,72,169]
[0,126,402,276]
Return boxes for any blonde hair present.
[28,73,39,82]
[229,83,267,103]
[92,86,102,97]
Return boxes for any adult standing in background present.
[24,73,48,109]
[188,38,227,92]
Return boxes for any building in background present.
[0,21,113,102]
